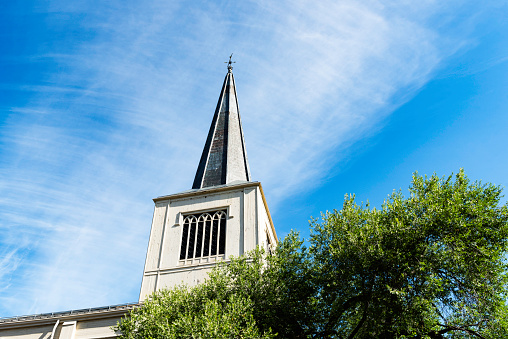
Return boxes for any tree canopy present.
[116,170,508,338]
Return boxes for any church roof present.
[0,302,138,326]
[192,61,251,189]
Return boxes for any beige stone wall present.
[0,324,53,339]
[139,182,277,301]
[0,313,124,339]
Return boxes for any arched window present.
[179,210,226,260]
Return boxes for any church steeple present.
[192,58,251,189]
[139,59,277,300]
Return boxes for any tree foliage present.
[115,280,275,338]
[310,170,508,338]
[117,170,508,338]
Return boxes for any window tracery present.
[179,210,227,262]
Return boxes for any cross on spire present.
[225,53,235,73]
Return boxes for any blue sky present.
[0,0,507,317]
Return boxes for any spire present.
[192,59,251,189]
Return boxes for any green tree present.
[310,169,508,338]
[115,239,315,338]
[114,279,275,339]
[116,170,508,338]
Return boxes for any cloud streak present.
[0,0,493,316]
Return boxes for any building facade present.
[0,62,277,339]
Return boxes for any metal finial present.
[225,53,235,73]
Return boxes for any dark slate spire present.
[192,59,251,189]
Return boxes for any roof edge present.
[154,181,259,202]
[0,303,139,329]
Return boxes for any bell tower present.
[139,60,277,301]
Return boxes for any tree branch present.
[320,294,365,338]
[436,324,487,339]
[347,299,369,339]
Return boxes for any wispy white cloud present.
[0,0,495,316]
